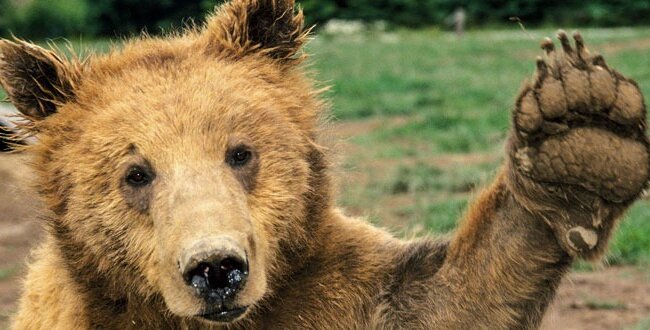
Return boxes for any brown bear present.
[0,0,648,328]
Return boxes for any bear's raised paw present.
[511,31,649,203]
[507,31,650,258]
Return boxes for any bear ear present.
[0,39,80,120]
[200,0,309,64]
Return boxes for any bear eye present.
[228,147,252,168]
[125,166,151,187]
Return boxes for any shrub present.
[297,0,650,29]
[4,0,92,38]
[89,0,219,37]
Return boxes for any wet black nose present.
[181,250,248,304]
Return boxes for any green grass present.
[610,202,650,265]
[0,266,18,281]
[582,298,626,310]
[386,161,497,195]
[311,28,650,120]
[421,199,468,234]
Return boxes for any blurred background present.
[0,0,650,38]
[0,1,649,329]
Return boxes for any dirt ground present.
[542,267,650,330]
[0,153,42,327]
[0,137,648,328]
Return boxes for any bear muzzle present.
[179,237,250,322]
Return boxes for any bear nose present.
[180,241,248,304]
[184,255,247,297]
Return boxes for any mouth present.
[198,306,248,323]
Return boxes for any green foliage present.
[299,0,650,28]
[0,0,9,33]
[0,0,221,39]
[2,0,91,38]
[299,0,339,28]
[89,0,219,37]
[298,0,444,28]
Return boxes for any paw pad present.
[567,226,598,252]
[511,31,650,203]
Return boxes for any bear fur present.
[1,0,648,328]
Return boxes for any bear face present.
[0,0,325,325]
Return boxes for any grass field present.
[1,28,649,267]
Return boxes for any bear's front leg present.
[386,32,649,329]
